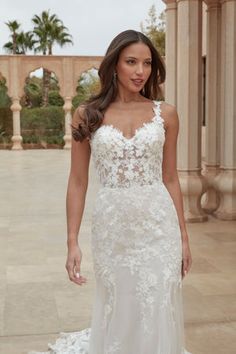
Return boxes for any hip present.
[91,180,180,239]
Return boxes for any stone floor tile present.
[0,150,235,354]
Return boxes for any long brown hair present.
[71,29,166,142]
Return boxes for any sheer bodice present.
[89,100,164,188]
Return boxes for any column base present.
[179,170,208,223]
[63,134,71,149]
[201,164,221,214]
[11,135,23,150]
[213,169,236,220]
[63,97,72,150]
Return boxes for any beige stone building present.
[163,0,235,222]
[0,55,103,149]
[0,0,235,222]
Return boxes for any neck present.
[114,87,143,104]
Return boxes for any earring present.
[113,71,117,81]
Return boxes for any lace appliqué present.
[28,99,192,354]
[89,100,165,188]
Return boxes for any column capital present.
[220,0,236,3]
[162,0,177,4]
[162,0,177,9]
[204,0,221,7]
[176,0,201,2]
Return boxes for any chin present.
[127,86,143,93]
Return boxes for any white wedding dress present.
[29,100,192,354]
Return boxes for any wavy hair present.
[71,29,166,142]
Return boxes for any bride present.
[29,29,192,354]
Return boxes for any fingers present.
[182,257,192,279]
[74,259,87,285]
[181,261,186,279]
[74,271,87,285]
[65,260,87,286]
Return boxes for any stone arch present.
[21,67,64,108]
[0,60,10,94]
[0,55,103,150]
[73,67,100,108]
[0,73,12,149]
[19,63,63,99]
[19,67,65,149]
[73,59,101,97]
[0,72,11,106]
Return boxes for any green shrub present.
[0,107,13,135]
[22,80,42,107]
[44,134,64,145]
[0,79,11,108]
[21,106,64,131]
[20,106,65,146]
[0,106,66,147]
[22,135,40,144]
[48,91,64,106]
[72,93,88,109]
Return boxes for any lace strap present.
[153,100,165,128]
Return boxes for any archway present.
[72,68,100,108]
[21,68,65,149]
[0,74,12,149]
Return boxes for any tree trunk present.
[13,33,17,54]
[42,68,51,107]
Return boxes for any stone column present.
[176,0,208,222]
[162,0,178,104]
[63,96,72,149]
[8,56,23,150]
[202,1,222,214]
[10,97,23,150]
[213,0,236,220]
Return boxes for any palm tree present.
[32,11,73,55]
[3,20,36,54]
[3,20,21,54]
[32,10,73,105]
[17,31,36,54]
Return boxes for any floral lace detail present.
[88,101,186,346]
[28,328,90,354]
[89,100,165,188]
[106,340,121,354]
[28,100,192,354]
[91,181,183,338]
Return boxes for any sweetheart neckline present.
[90,100,163,142]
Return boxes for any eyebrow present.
[125,56,152,60]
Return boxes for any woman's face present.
[115,42,152,93]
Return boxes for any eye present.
[145,61,152,66]
[127,59,135,64]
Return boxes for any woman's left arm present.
[161,103,192,277]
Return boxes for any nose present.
[136,64,144,75]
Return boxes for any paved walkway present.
[0,150,235,354]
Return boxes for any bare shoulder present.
[160,101,178,119]
[160,101,179,129]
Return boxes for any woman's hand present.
[65,244,87,286]
[181,239,192,279]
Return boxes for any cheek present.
[119,64,133,78]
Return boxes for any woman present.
[29,29,192,354]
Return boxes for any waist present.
[99,179,164,190]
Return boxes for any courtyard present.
[0,149,235,354]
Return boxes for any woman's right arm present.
[65,105,91,286]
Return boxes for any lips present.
[132,79,144,86]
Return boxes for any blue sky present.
[0,0,165,56]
